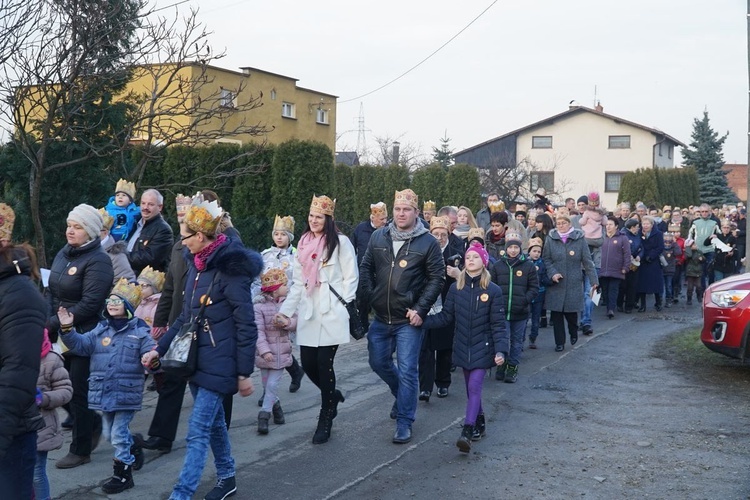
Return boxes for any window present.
[668,146,673,159]
[658,142,663,156]
[530,171,554,192]
[605,172,627,192]
[281,102,295,118]
[220,88,236,108]
[608,135,631,149]
[270,89,277,100]
[532,136,553,149]
[316,108,329,124]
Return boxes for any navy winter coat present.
[350,221,376,266]
[529,256,551,298]
[637,229,665,294]
[490,255,539,321]
[422,274,509,370]
[157,238,262,395]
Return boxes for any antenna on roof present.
[593,84,598,107]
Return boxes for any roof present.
[335,151,360,166]
[455,106,687,156]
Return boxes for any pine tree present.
[681,111,736,206]
[431,132,454,170]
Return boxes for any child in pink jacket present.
[254,268,297,435]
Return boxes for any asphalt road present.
[49,303,750,500]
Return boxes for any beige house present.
[454,104,686,209]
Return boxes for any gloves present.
[35,388,43,407]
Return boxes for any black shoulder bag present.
[329,285,366,340]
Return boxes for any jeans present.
[714,269,729,283]
[672,264,683,298]
[663,273,674,300]
[463,368,486,426]
[0,431,36,499]
[529,294,544,341]
[599,277,621,312]
[368,319,424,427]
[169,384,234,500]
[702,251,715,290]
[581,270,596,326]
[102,410,136,465]
[34,450,51,500]
[506,320,527,366]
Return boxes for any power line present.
[339,0,499,104]
[150,0,193,14]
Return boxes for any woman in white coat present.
[275,195,358,444]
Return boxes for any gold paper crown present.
[394,189,418,209]
[138,265,166,293]
[467,227,486,241]
[184,192,223,236]
[423,200,436,212]
[310,195,335,217]
[115,178,136,200]
[175,193,193,219]
[528,237,544,249]
[273,215,295,233]
[668,224,681,233]
[429,215,451,232]
[260,268,288,290]
[488,200,505,213]
[515,204,527,212]
[110,278,142,309]
[0,203,16,242]
[370,202,387,217]
[98,208,114,230]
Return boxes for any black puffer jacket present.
[0,249,47,458]
[490,254,539,321]
[153,240,189,328]
[127,214,174,275]
[47,239,114,335]
[422,274,509,370]
[359,226,445,325]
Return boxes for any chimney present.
[392,142,400,165]
[595,101,603,113]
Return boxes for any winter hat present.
[67,203,104,241]
[577,195,589,205]
[505,233,523,250]
[587,192,600,207]
[465,241,489,268]
[625,218,640,229]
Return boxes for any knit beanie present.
[625,218,640,229]
[577,195,589,205]
[67,204,104,241]
[465,241,489,268]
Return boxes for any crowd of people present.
[0,178,745,498]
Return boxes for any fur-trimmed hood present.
[210,238,263,280]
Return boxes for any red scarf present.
[194,233,227,271]
[298,232,326,296]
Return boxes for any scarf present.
[388,221,428,242]
[453,224,470,240]
[298,232,327,296]
[488,229,505,244]
[194,233,227,271]
[41,329,52,358]
[109,317,130,331]
[558,227,575,244]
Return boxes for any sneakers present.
[581,324,593,336]
[504,364,519,383]
[472,413,486,441]
[204,476,237,500]
[528,337,537,349]
[456,425,473,453]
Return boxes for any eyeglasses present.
[180,233,196,242]
[105,298,124,306]
[138,283,153,289]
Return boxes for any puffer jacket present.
[490,254,539,321]
[157,237,262,395]
[101,235,135,284]
[60,317,155,411]
[134,293,161,327]
[359,225,445,324]
[529,256,551,298]
[661,242,683,276]
[47,238,114,335]
[36,350,72,452]
[0,250,47,458]
[684,246,705,277]
[422,274,509,370]
[253,295,296,370]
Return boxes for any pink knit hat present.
[465,241,489,268]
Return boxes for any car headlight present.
[710,290,750,307]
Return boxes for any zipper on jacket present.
[387,258,394,324]
[506,261,513,321]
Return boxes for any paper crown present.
[175,193,193,219]
[515,204,527,213]
[98,208,114,230]
[310,195,335,217]
[394,189,418,209]
[668,224,681,233]
[528,237,544,250]
[115,178,136,200]
[137,265,166,293]
[110,278,142,310]
[184,192,223,236]
[370,202,387,217]
[0,203,15,242]
[429,215,451,232]
[467,227,486,242]
[488,200,505,213]
[273,215,295,233]
[588,192,600,207]
[535,187,547,198]
[261,268,288,290]
[423,200,436,212]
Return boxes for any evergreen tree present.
[681,111,736,206]
[431,132,454,170]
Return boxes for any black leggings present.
[300,345,339,410]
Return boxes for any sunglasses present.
[106,298,124,306]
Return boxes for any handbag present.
[329,285,366,340]
[161,274,216,377]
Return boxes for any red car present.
[701,273,750,360]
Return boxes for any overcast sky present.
[166,0,747,165]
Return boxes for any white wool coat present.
[279,234,358,347]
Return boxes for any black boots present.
[259,401,285,434]
[332,389,345,418]
[495,364,506,381]
[257,411,270,435]
[272,401,285,425]
[130,437,144,471]
[312,408,335,444]
[472,414,486,441]
[504,364,519,383]
[655,294,663,312]
[457,425,474,453]
[101,459,134,494]
[288,356,305,393]
[637,294,646,312]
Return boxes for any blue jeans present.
[702,252,715,290]
[529,294,544,341]
[506,320,527,366]
[0,431,36,499]
[34,450,51,500]
[170,384,234,500]
[581,271,596,326]
[367,319,424,428]
[663,274,674,300]
[102,410,136,465]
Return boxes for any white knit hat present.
[67,204,104,241]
